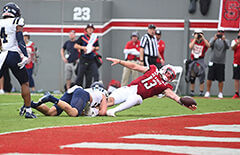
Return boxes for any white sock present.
[112,95,142,113]
[26,107,32,113]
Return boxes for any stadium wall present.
[0,0,237,96]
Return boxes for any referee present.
[139,24,162,67]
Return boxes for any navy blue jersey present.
[63,40,79,63]
[76,34,99,59]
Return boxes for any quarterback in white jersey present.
[27,82,108,117]
[0,2,36,118]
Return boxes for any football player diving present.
[0,2,36,118]
[106,57,197,117]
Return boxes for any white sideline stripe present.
[0,102,22,106]
[122,134,240,142]
[186,125,240,132]
[1,110,240,136]
[60,142,240,154]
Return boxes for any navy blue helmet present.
[2,2,21,18]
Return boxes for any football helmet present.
[90,81,108,96]
[2,2,21,18]
[159,65,176,82]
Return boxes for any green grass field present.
[0,93,240,134]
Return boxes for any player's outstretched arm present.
[98,94,107,116]
[164,88,197,111]
[106,57,147,73]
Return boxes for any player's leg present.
[0,76,4,94]
[34,104,58,116]
[107,86,131,107]
[7,52,36,118]
[107,94,143,117]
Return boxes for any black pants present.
[75,57,99,88]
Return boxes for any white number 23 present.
[73,7,90,21]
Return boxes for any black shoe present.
[19,104,26,116]
[190,92,195,97]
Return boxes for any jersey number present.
[0,27,8,43]
[141,76,157,90]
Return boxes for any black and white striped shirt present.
[140,33,158,57]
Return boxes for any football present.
[180,96,197,107]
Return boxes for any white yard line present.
[122,134,240,142]
[60,142,240,155]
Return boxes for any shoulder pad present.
[13,17,24,26]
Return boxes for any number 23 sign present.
[219,0,240,30]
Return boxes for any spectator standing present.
[187,29,210,96]
[139,24,162,67]
[204,28,230,98]
[231,30,240,99]
[74,24,100,88]
[60,30,79,90]
[23,32,36,92]
[121,31,140,86]
[155,30,165,68]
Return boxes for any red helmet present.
[159,65,176,82]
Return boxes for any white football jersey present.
[85,88,104,108]
[0,17,24,52]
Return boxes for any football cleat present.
[19,105,26,116]
[38,92,52,104]
[25,112,37,119]
[106,109,116,117]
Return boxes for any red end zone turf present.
[0,111,240,154]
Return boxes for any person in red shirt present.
[23,32,36,92]
[155,30,165,68]
[121,31,140,86]
[106,57,197,117]
[231,30,240,99]
[188,29,210,96]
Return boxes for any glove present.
[17,56,29,69]
[179,96,197,111]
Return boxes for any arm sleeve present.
[16,31,28,57]
[76,36,83,45]
[63,41,67,50]
[140,35,147,48]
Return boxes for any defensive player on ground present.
[22,82,108,117]
[0,2,36,118]
[106,57,197,117]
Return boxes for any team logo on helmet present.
[2,2,21,18]
[159,65,176,82]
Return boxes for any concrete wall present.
[0,0,237,96]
